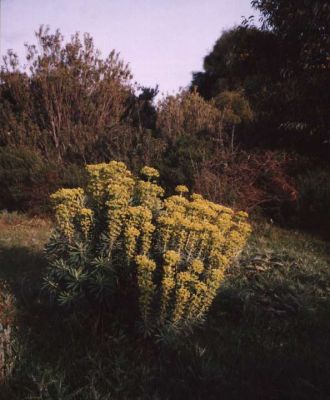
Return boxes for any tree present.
[191,27,285,148]
[156,89,221,143]
[252,0,330,71]
[214,91,253,151]
[192,3,330,156]
[156,89,253,191]
[252,0,330,154]
[156,89,219,189]
[192,27,281,100]
[0,26,134,163]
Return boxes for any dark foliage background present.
[0,0,329,236]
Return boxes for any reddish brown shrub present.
[194,150,297,215]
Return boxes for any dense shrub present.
[0,146,52,212]
[157,134,215,191]
[0,146,87,213]
[156,89,221,143]
[194,150,297,216]
[44,161,251,335]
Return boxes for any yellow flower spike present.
[141,221,155,255]
[136,180,164,211]
[160,250,181,321]
[172,287,191,324]
[135,255,156,323]
[124,226,140,260]
[157,215,176,251]
[170,270,200,325]
[184,230,197,255]
[173,226,188,253]
[51,188,87,239]
[78,208,93,238]
[186,281,208,321]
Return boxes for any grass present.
[0,212,329,399]
[0,211,51,281]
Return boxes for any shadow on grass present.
[0,244,60,342]
[1,243,330,399]
[0,245,47,291]
[0,244,152,399]
[153,252,330,400]
[0,245,87,399]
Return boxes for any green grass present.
[0,211,51,280]
[0,213,329,399]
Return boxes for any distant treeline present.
[0,0,329,236]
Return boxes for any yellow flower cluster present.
[50,188,86,239]
[175,185,189,195]
[50,161,251,332]
[123,206,155,261]
[154,192,251,328]
[86,161,135,247]
[136,180,164,211]
[86,161,134,206]
[140,166,160,180]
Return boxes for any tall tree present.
[252,0,330,153]
[191,27,285,145]
[0,26,134,162]
[192,0,330,156]
[252,0,330,71]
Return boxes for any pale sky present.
[1,0,257,95]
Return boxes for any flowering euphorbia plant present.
[44,161,251,334]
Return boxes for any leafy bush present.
[156,89,221,142]
[44,161,251,335]
[194,150,297,216]
[0,146,51,212]
[158,134,214,191]
[0,146,88,214]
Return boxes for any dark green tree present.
[252,0,330,154]
[252,0,330,71]
[192,0,330,156]
[191,27,285,148]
